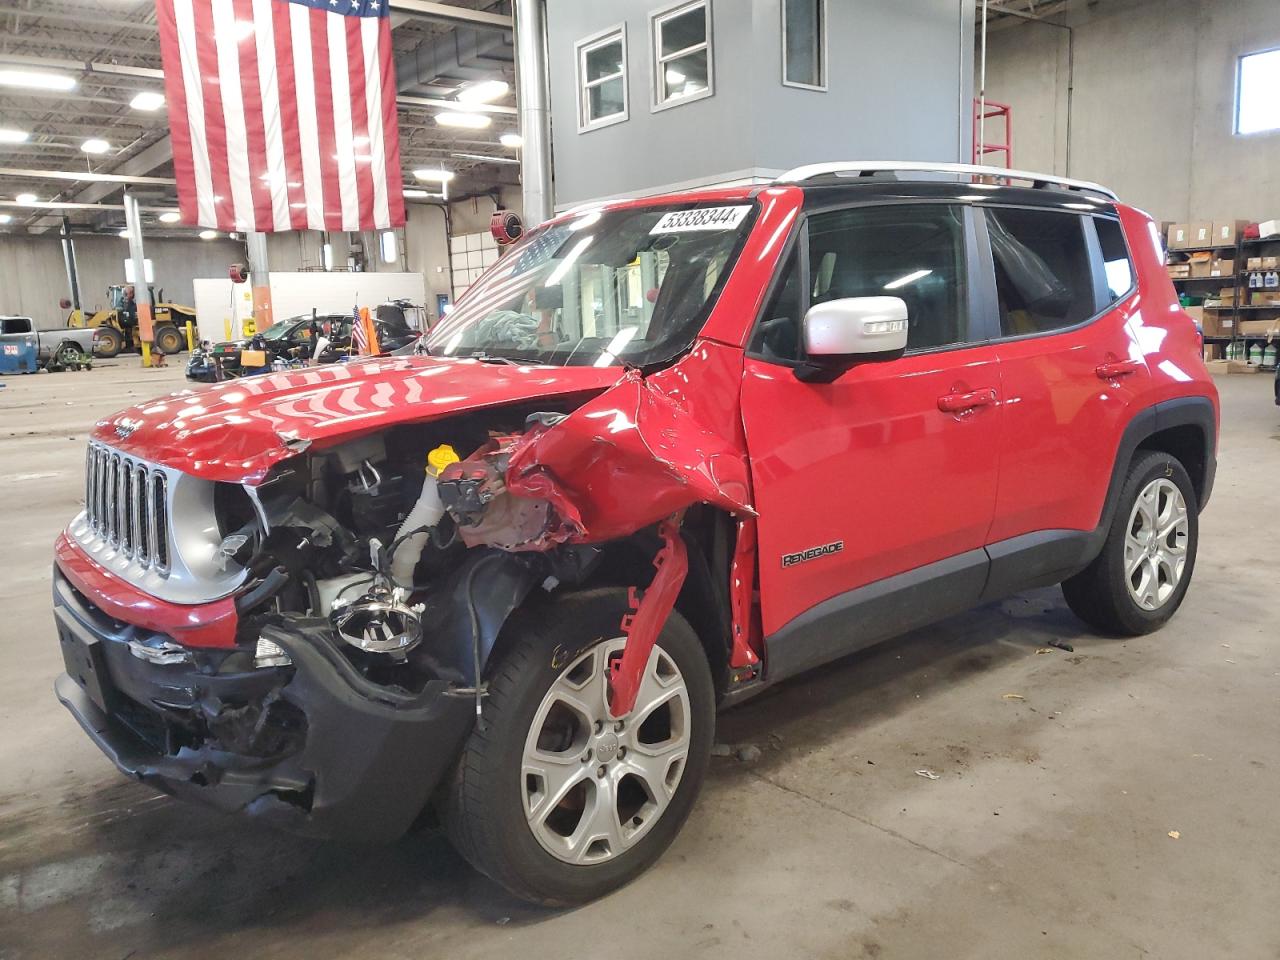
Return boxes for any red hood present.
[93,356,624,483]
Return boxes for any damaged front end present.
[55,363,761,840]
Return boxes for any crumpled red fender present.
[504,369,755,544]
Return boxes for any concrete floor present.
[1,362,1278,959]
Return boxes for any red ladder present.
[973,99,1012,167]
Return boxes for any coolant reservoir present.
[427,443,460,477]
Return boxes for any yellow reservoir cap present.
[427,444,460,477]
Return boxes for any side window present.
[1093,216,1135,303]
[749,205,970,361]
[985,208,1094,336]
[810,204,970,352]
[1,317,33,334]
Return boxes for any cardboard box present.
[1220,287,1236,300]
[1201,309,1235,337]
[1210,257,1234,277]
[1167,223,1190,249]
[1262,256,1279,270]
[1238,318,1280,337]
[1228,359,1261,374]
[1167,263,1191,279]
[1247,256,1264,271]
[1188,251,1213,277]
[1189,221,1214,247]
[1251,291,1280,306]
[1259,219,1280,239]
[1203,343,1223,361]
[1212,220,1248,246]
[1206,358,1230,375]
[1185,306,1204,325]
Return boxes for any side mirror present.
[798,296,909,382]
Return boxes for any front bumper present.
[52,565,475,842]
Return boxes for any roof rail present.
[774,161,1118,201]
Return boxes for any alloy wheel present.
[521,638,691,865]
[1124,477,1189,610]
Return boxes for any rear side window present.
[1,317,33,334]
[985,208,1094,337]
[1093,217,1135,302]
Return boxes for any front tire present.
[154,324,183,354]
[1063,451,1198,636]
[443,589,715,906]
[93,326,123,358]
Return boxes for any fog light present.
[254,637,291,668]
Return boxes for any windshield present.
[255,316,307,341]
[424,201,757,367]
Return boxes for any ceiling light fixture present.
[402,188,434,198]
[81,138,110,155]
[435,111,491,129]
[158,211,181,224]
[451,152,520,165]
[0,69,76,91]
[118,229,130,238]
[456,79,509,104]
[199,229,217,240]
[0,214,12,224]
[499,132,523,148]
[0,128,29,144]
[15,192,38,204]
[129,91,165,111]
[413,167,455,182]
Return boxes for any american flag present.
[351,303,368,355]
[156,0,406,233]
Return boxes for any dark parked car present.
[186,307,420,382]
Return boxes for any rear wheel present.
[51,341,88,370]
[154,324,183,354]
[1062,451,1198,636]
[443,589,715,906]
[93,326,123,358]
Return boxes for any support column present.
[514,0,552,226]
[122,192,154,367]
[59,217,82,314]
[246,231,273,334]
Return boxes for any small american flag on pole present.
[156,0,406,233]
[351,303,368,355]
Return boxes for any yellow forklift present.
[66,284,196,358]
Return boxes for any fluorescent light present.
[456,79,509,104]
[402,188,434,198]
[81,138,110,155]
[436,111,491,129]
[321,242,334,271]
[884,268,932,290]
[0,69,76,91]
[15,192,37,204]
[0,213,10,224]
[158,211,181,224]
[413,167,455,183]
[129,91,165,111]
[199,229,217,240]
[499,132,523,148]
[451,152,520,165]
[118,229,129,238]
[0,128,29,143]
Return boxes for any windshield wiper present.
[470,352,540,366]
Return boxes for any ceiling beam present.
[0,52,163,79]
[0,167,176,186]
[0,4,158,32]
[387,0,512,30]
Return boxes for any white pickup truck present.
[0,316,97,372]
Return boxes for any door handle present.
[1095,359,1143,380]
[937,388,997,413]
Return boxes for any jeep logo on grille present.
[782,541,844,568]
[113,419,140,440]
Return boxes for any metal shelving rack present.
[1169,233,1280,370]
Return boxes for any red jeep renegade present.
[54,163,1218,905]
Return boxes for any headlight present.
[254,637,291,668]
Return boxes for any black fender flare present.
[1098,395,1217,537]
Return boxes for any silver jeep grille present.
[85,442,170,575]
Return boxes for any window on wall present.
[652,0,713,109]
[1236,48,1280,135]
[576,26,628,131]
[985,208,1094,337]
[782,0,825,89]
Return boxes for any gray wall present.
[981,0,1280,222]
[547,0,974,206]
[0,234,244,329]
